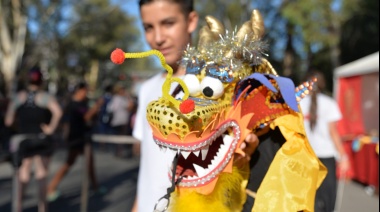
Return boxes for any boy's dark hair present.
[139,0,194,16]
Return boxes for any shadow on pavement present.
[0,165,139,212]
[47,166,139,212]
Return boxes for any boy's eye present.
[164,22,174,27]
[143,25,152,32]
[162,19,175,27]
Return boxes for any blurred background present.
[0,0,378,211]
[0,0,378,98]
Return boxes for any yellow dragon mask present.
[111,9,324,212]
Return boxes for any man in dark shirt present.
[47,82,100,201]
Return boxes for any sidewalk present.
[0,148,139,212]
[0,148,378,211]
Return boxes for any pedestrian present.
[300,70,350,212]
[92,84,115,152]
[4,66,62,212]
[47,82,104,201]
[107,83,133,157]
[96,84,114,135]
[131,1,258,211]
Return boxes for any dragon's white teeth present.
[193,164,207,178]
[193,150,200,157]
[208,159,217,170]
[222,134,233,144]
[201,147,209,160]
[181,151,191,159]
[168,149,177,157]
[162,147,167,153]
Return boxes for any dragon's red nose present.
[179,99,195,114]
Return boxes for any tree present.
[61,0,151,93]
[0,0,28,96]
[340,0,379,64]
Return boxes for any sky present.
[112,0,151,51]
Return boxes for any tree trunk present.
[85,59,99,95]
[282,22,295,77]
[0,0,27,97]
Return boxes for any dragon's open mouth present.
[154,121,240,187]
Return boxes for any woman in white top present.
[300,70,350,212]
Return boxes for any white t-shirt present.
[107,94,129,127]
[300,93,342,158]
[133,72,180,212]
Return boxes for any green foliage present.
[65,0,137,61]
[340,0,379,63]
[5,0,377,97]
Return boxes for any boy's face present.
[141,1,198,68]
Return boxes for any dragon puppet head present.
[111,10,314,197]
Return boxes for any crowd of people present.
[0,67,137,211]
[0,0,352,212]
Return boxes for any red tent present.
[334,51,379,139]
[334,52,379,187]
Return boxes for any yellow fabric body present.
[169,165,249,212]
[252,112,327,212]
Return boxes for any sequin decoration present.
[205,64,234,83]
[186,57,205,75]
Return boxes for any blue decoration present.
[205,64,234,83]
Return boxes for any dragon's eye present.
[183,74,201,96]
[200,76,224,99]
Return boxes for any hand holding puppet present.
[111,9,326,212]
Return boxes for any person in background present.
[126,95,138,137]
[47,82,103,201]
[4,66,62,212]
[96,84,114,135]
[131,0,258,211]
[299,70,350,212]
[107,83,133,157]
[89,84,114,152]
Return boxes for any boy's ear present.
[187,11,199,33]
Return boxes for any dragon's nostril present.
[203,87,213,97]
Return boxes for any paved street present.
[0,148,378,212]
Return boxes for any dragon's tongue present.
[175,165,196,177]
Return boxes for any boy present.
[132,1,258,211]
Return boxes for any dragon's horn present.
[198,15,225,53]
[251,10,265,39]
[226,9,265,59]
[206,15,225,37]
[236,9,265,42]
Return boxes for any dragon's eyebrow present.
[205,64,234,83]
[185,58,205,75]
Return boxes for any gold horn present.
[197,16,225,53]
[197,26,214,53]
[235,21,253,43]
[236,10,265,43]
[205,15,225,38]
[251,9,265,40]
[226,10,264,59]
